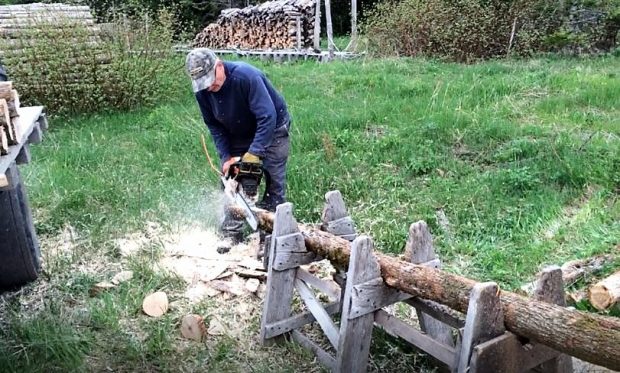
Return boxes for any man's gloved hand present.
[222,156,240,176]
[241,152,262,166]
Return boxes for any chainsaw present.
[221,157,263,231]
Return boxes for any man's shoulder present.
[226,61,263,80]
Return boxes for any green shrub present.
[0,8,179,114]
[361,0,619,60]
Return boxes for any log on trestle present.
[252,208,620,370]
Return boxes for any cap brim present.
[191,70,216,93]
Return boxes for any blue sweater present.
[195,61,290,161]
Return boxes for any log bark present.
[253,208,620,370]
[589,270,620,311]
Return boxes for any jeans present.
[220,123,290,240]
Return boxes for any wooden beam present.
[251,208,620,370]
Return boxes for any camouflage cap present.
[186,48,218,93]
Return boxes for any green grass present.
[1,54,618,371]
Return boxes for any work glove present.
[222,156,240,177]
[241,152,262,166]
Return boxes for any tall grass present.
[1,55,618,371]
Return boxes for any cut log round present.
[589,271,620,311]
[252,208,620,370]
[142,291,169,317]
[181,314,206,341]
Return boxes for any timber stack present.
[0,81,21,155]
[193,0,316,50]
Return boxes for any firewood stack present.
[0,81,21,155]
[193,0,316,50]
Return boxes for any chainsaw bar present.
[221,176,259,231]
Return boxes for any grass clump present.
[362,0,620,61]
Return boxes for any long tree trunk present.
[254,209,620,370]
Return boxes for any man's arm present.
[246,75,278,158]
[196,93,231,162]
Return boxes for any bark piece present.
[142,291,169,317]
[181,314,206,342]
[589,271,620,311]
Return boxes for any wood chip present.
[181,314,206,342]
[207,318,226,336]
[245,278,260,293]
[142,291,169,317]
[89,281,115,297]
[111,270,133,285]
[208,280,245,297]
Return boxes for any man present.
[186,48,291,243]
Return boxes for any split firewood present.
[142,291,169,317]
[589,270,620,311]
[8,89,20,118]
[193,0,316,50]
[0,126,8,155]
[0,99,17,145]
[180,314,206,341]
[0,81,13,101]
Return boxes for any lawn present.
[0,54,618,372]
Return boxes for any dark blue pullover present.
[195,61,290,162]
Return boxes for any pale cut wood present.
[260,203,301,344]
[181,314,206,342]
[251,208,620,370]
[589,270,620,310]
[142,291,169,317]
[0,126,8,156]
[295,278,339,348]
[375,310,456,368]
[336,235,378,373]
[458,282,506,372]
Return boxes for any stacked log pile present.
[193,0,316,50]
[0,81,21,155]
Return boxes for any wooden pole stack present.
[193,0,316,50]
[253,192,620,372]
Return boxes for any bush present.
[362,0,619,61]
[0,8,179,114]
